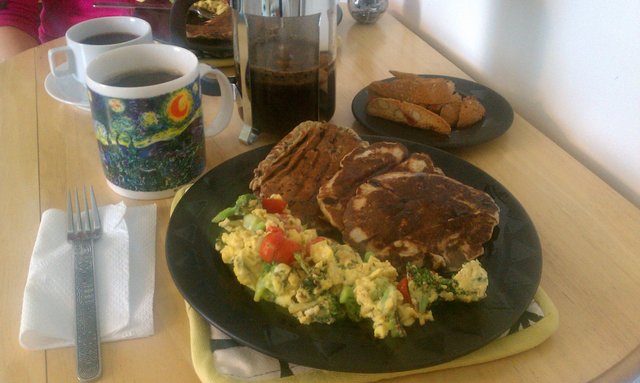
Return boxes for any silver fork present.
[67,186,102,382]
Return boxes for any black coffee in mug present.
[79,32,139,45]
[103,69,184,87]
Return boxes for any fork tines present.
[67,186,101,240]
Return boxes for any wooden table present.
[2,8,640,383]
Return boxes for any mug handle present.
[199,63,234,137]
[48,46,76,78]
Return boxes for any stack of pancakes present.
[250,121,499,272]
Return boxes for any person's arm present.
[0,25,38,61]
[0,0,40,61]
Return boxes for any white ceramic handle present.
[48,46,76,78]
[198,64,234,137]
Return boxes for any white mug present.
[48,16,153,85]
[85,43,234,200]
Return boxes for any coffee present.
[318,53,336,121]
[250,66,319,136]
[79,32,139,45]
[104,69,183,87]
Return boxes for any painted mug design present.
[89,80,205,192]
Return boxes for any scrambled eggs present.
[192,0,229,15]
[213,194,489,339]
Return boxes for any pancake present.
[317,142,408,230]
[343,171,499,272]
[250,121,365,230]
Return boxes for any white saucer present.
[44,68,90,111]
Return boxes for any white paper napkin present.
[19,202,157,350]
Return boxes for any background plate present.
[166,136,541,373]
[352,75,514,149]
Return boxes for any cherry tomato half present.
[259,231,301,265]
[261,198,287,214]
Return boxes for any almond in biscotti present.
[366,97,452,135]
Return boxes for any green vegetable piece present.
[327,294,346,322]
[294,252,311,275]
[387,313,406,338]
[339,285,361,322]
[212,206,236,223]
[253,263,277,302]
[363,251,375,261]
[243,213,265,231]
[212,194,258,223]
[235,193,256,209]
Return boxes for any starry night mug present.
[85,44,233,200]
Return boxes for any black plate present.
[166,136,541,373]
[352,75,514,149]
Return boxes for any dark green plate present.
[352,75,514,149]
[165,136,541,373]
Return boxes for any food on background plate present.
[368,76,456,105]
[366,71,486,134]
[213,194,489,339]
[457,95,487,128]
[366,97,452,135]
[186,0,233,41]
[193,0,229,15]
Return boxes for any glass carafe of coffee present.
[233,0,338,140]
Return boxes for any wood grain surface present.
[1,5,639,382]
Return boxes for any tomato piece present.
[261,198,287,214]
[259,231,300,265]
[266,225,284,234]
[274,238,301,264]
[259,231,284,263]
[397,276,411,304]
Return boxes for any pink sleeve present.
[37,0,133,43]
[0,0,40,40]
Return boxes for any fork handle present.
[73,239,102,381]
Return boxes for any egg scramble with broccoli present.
[213,194,489,339]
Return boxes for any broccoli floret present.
[294,252,311,275]
[212,194,257,223]
[407,264,440,287]
[295,253,329,296]
[302,277,319,293]
[407,261,488,305]
[289,294,344,324]
[339,285,361,322]
[253,263,277,302]
[327,294,346,322]
[385,312,406,338]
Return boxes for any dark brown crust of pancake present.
[317,142,409,230]
[250,121,365,229]
[343,171,499,271]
